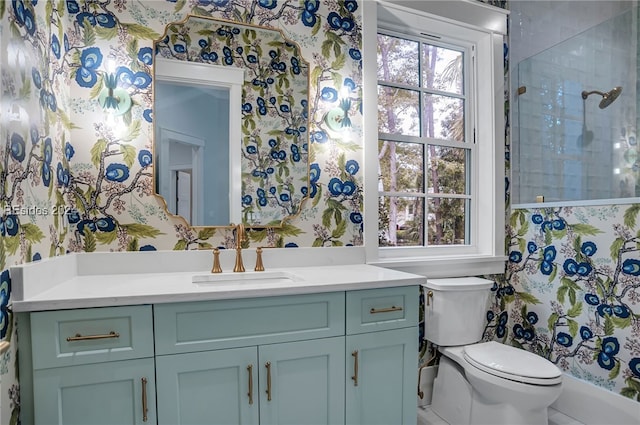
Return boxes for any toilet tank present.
[423,277,494,346]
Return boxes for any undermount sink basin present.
[192,270,301,285]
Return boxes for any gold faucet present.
[233,223,246,272]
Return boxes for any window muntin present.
[377,30,473,248]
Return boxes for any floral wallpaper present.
[485,204,640,401]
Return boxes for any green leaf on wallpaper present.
[173,0,186,12]
[604,315,615,336]
[91,139,108,168]
[0,0,5,20]
[84,231,96,252]
[331,72,342,90]
[547,312,558,331]
[552,228,567,240]
[127,238,139,251]
[311,18,321,37]
[121,223,163,238]
[312,237,324,247]
[45,0,52,20]
[120,145,137,168]
[332,53,346,71]
[556,285,568,304]
[83,19,96,45]
[620,387,637,399]
[122,24,161,41]
[516,221,529,237]
[173,239,188,250]
[310,66,322,85]
[609,360,621,380]
[568,287,576,305]
[565,319,578,338]
[198,228,216,240]
[567,302,582,318]
[610,315,632,329]
[570,223,602,236]
[547,263,557,283]
[626,377,640,393]
[121,120,141,142]
[509,210,522,227]
[57,0,65,16]
[22,223,45,243]
[0,235,6,270]
[623,204,640,228]
[517,291,540,305]
[331,219,347,239]
[610,237,625,261]
[18,77,31,99]
[332,240,344,247]
[94,230,118,245]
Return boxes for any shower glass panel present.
[514,6,638,204]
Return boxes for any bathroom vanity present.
[11,249,423,425]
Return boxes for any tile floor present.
[417,406,585,425]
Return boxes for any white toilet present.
[423,277,562,425]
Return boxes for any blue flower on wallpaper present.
[350,212,362,224]
[509,251,522,263]
[42,163,51,187]
[138,150,152,167]
[143,109,153,123]
[279,193,290,202]
[76,47,103,88]
[552,219,565,230]
[242,103,253,113]
[581,241,597,256]
[580,326,593,340]
[76,12,96,27]
[140,245,157,251]
[312,131,328,144]
[328,178,356,197]
[301,0,319,27]
[285,243,298,248]
[345,160,360,175]
[0,270,11,339]
[496,311,508,338]
[622,258,640,276]
[116,67,152,89]
[557,332,573,347]
[513,324,535,341]
[540,246,556,275]
[77,219,97,236]
[541,220,553,232]
[96,13,116,28]
[526,311,538,325]
[56,163,70,186]
[527,241,537,254]
[309,163,321,198]
[138,47,153,65]
[242,195,252,205]
[270,150,286,161]
[66,0,79,13]
[4,215,20,237]
[598,337,620,370]
[327,11,355,31]
[51,34,61,59]
[10,133,26,162]
[597,304,613,317]
[345,0,358,12]
[612,305,630,318]
[32,67,41,88]
[321,87,338,102]
[257,188,267,207]
[486,311,494,322]
[563,259,578,275]
[66,209,81,224]
[40,89,57,112]
[33,252,41,261]
[584,293,600,306]
[531,213,543,224]
[105,163,130,182]
[256,97,267,115]
[258,0,277,9]
[0,218,5,237]
[349,48,362,61]
[96,217,116,232]
[14,0,36,35]
[629,358,640,378]
[223,46,234,65]
[64,142,74,161]
[576,262,593,276]
[64,34,70,52]
[291,145,301,162]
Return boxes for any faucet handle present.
[255,247,265,272]
[211,248,222,273]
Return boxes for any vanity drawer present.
[346,286,419,335]
[30,305,154,370]
[154,292,345,355]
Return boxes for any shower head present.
[581,86,623,109]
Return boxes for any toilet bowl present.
[423,278,562,425]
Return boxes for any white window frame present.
[363,0,508,278]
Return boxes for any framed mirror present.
[153,15,310,228]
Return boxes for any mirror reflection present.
[154,16,310,227]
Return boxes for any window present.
[363,1,508,277]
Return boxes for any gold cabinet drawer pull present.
[369,306,403,314]
[66,331,120,342]
[141,377,148,422]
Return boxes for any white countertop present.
[10,248,425,312]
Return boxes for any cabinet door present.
[156,346,258,425]
[33,358,156,425]
[258,337,345,425]
[346,327,418,425]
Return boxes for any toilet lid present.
[463,341,562,386]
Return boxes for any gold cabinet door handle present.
[66,331,120,342]
[370,306,403,314]
[141,377,148,422]
[351,350,359,386]
[265,361,272,401]
[426,290,434,306]
[247,364,253,405]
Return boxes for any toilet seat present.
[463,341,562,386]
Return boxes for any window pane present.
[427,146,468,194]
[427,198,467,245]
[379,196,424,247]
[377,34,419,86]
[378,141,424,193]
[378,87,420,136]
[421,44,464,95]
[422,93,464,142]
